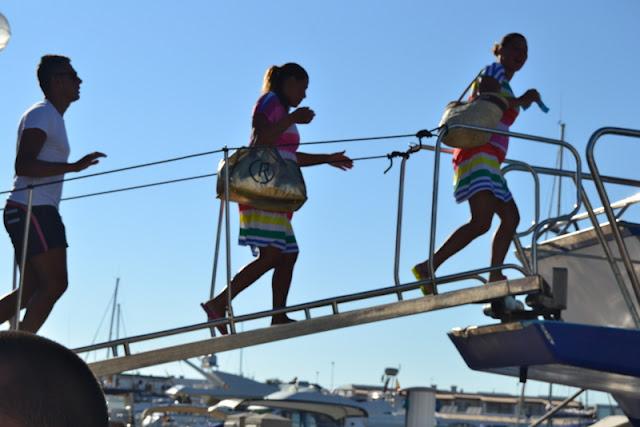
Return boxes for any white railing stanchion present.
[427,132,445,294]
[209,199,225,301]
[13,186,34,331]
[223,147,236,334]
[392,154,409,300]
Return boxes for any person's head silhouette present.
[0,331,108,426]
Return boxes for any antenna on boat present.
[545,122,567,238]
[330,361,335,390]
[557,122,566,217]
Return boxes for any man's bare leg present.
[20,247,68,333]
[0,265,40,325]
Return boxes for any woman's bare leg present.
[488,198,520,282]
[19,248,69,333]
[415,191,498,277]
[204,246,281,314]
[271,252,298,324]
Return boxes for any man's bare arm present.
[15,128,106,177]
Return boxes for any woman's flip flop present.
[200,303,229,335]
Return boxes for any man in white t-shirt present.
[0,55,106,333]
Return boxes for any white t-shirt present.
[8,100,71,208]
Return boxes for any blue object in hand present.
[535,100,550,113]
[523,100,550,113]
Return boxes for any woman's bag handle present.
[456,70,484,103]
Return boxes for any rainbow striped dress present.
[238,92,300,255]
[452,62,520,203]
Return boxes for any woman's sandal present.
[412,264,436,296]
[200,303,229,335]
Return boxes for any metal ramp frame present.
[85,275,542,377]
[77,124,584,376]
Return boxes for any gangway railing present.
[390,127,571,296]
[454,126,640,326]
[565,192,640,225]
[490,150,640,326]
[420,124,582,284]
[586,127,640,305]
[75,263,531,357]
[205,124,579,336]
[76,125,586,369]
[3,123,592,373]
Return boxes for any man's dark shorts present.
[3,201,68,262]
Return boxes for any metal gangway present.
[36,123,583,378]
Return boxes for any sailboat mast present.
[116,303,121,341]
[106,277,120,358]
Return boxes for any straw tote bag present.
[439,72,509,148]
[216,144,308,212]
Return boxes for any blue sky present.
[1,1,639,403]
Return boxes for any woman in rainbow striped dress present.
[413,33,542,292]
[201,63,353,332]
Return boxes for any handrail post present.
[503,160,541,237]
[392,155,408,300]
[9,257,18,330]
[13,186,34,331]
[586,127,640,304]
[207,200,225,336]
[223,147,236,334]
[502,161,541,276]
[209,200,225,301]
[511,237,532,275]
[530,147,582,274]
[427,133,444,295]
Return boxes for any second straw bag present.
[216,144,308,212]
[439,72,509,148]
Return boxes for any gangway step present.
[87,275,542,377]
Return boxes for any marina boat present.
[105,366,599,427]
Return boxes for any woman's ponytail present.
[262,65,281,93]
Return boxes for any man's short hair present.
[0,331,109,426]
[37,55,71,95]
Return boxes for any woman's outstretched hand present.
[328,151,353,170]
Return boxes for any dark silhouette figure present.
[0,331,109,426]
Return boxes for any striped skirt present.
[238,207,299,255]
[453,147,512,203]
